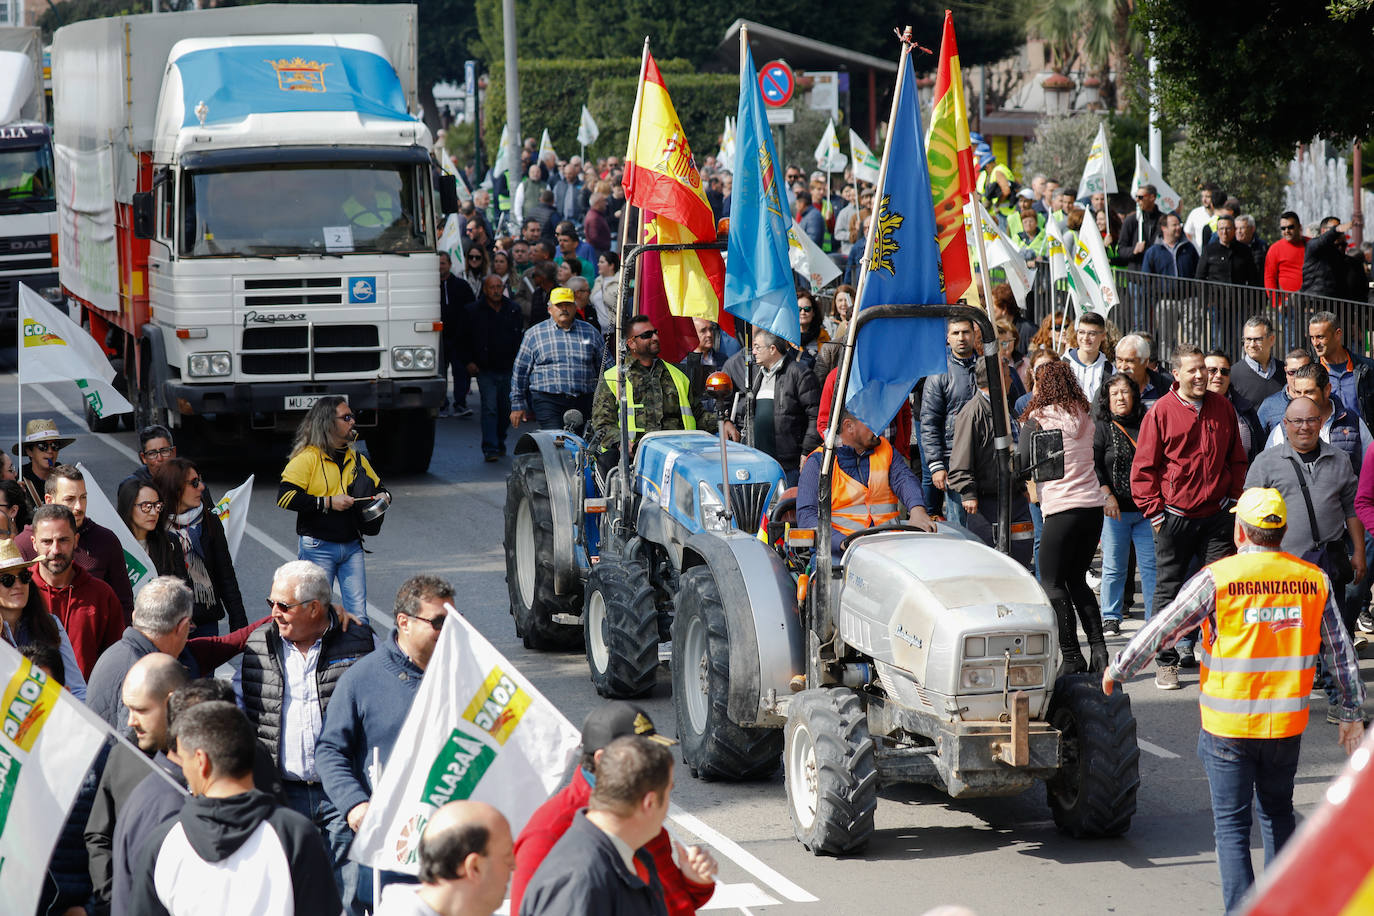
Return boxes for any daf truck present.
[52,5,454,471]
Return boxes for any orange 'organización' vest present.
[813,438,899,537]
[1199,551,1328,739]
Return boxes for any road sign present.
[759,60,795,108]
[765,107,795,125]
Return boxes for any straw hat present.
[12,418,76,455]
[0,538,39,574]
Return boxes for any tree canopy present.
[1137,0,1374,159]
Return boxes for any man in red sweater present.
[511,703,716,916]
[30,504,123,678]
[1263,210,1307,302]
[1130,345,1248,689]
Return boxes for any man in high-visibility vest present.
[1103,487,1366,914]
[589,315,734,478]
[796,412,936,558]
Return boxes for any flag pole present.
[971,198,1013,466]
[615,38,651,505]
[738,25,755,450]
[372,746,381,911]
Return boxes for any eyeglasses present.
[135,500,163,514]
[633,329,659,340]
[29,443,59,453]
[336,413,355,423]
[141,446,175,459]
[266,597,310,613]
[187,477,204,489]
[1206,366,1231,376]
[1284,416,1322,426]
[1243,336,1269,345]
[405,612,446,632]
[0,570,33,588]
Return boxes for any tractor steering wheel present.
[838,522,935,553]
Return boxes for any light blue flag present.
[846,52,948,434]
[724,47,799,346]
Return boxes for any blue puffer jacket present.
[919,349,978,474]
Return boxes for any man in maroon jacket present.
[1130,344,1248,689]
[30,504,124,678]
[510,703,716,916]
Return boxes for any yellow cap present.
[1231,487,1287,529]
[549,287,574,306]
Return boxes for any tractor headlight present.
[188,352,231,377]
[960,666,997,690]
[699,481,729,532]
[1008,664,1045,687]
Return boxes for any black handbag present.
[1284,456,1354,585]
[1028,427,1066,484]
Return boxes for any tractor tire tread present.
[786,688,877,856]
[504,454,580,651]
[1045,673,1140,838]
[585,561,658,698]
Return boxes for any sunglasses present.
[1280,224,1299,231]
[1206,366,1231,376]
[135,500,163,514]
[141,446,175,459]
[798,306,813,313]
[336,413,355,423]
[30,443,59,453]
[406,612,446,632]
[266,597,310,613]
[0,570,33,588]
[187,477,204,489]
[633,329,659,340]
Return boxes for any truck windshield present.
[181,163,433,258]
[0,144,55,212]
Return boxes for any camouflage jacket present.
[591,358,717,451]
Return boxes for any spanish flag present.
[623,46,724,320]
[924,11,977,305]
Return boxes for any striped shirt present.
[1106,545,1365,721]
[509,318,605,410]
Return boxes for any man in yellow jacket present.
[1103,487,1365,913]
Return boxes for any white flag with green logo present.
[213,475,253,562]
[18,285,132,418]
[1071,213,1119,316]
[350,605,582,874]
[77,462,155,594]
[849,129,881,185]
[0,639,110,915]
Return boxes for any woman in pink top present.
[1018,360,1109,673]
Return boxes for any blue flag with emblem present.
[846,52,947,435]
[724,46,799,346]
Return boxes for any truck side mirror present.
[438,175,459,215]
[132,191,155,240]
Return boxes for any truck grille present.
[241,324,380,375]
[243,277,344,307]
[729,482,772,531]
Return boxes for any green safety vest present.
[603,363,696,436]
[342,190,398,229]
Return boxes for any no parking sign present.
[758,60,795,107]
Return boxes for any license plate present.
[284,395,325,410]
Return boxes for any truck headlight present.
[1008,664,1045,687]
[698,481,730,532]
[188,352,231,377]
[960,666,997,689]
[391,347,436,371]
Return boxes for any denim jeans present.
[1101,510,1157,621]
[283,781,352,909]
[478,369,512,456]
[298,536,367,623]
[1029,501,1044,578]
[1196,730,1302,914]
[530,390,592,431]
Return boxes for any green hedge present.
[484,58,732,166]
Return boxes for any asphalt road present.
[7,370,1370,916]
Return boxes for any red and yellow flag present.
[925,11,977,305]
[624,49,724,320]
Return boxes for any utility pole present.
[502,0,520,185]
[1147,55,1162,171]
[1354,140,1365,248]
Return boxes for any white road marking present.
[29,382,390,630]
[668,804,819,903]
[698,883,779,910]
[1139,739,1180,759]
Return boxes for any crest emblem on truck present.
[265,57,331,93]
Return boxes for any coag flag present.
[19,285,132,419]
[76,462,155,594]
[1076,122,1117,200]
[716,116,736,166]
[967,199,1031,306]
[0,639,111,915]
[846,47,947,434]
[924,11,977,306]
[577,105,599,148]
[1072,213,1119,316]
[788,222,842,291]
[814,118,847,172]
[1044,216,1080,326]
[351,605,582,874]
[725,41,800,345]
[1130,145,1181,215]
[623,47,724,321]
[495,122,512,177]
[214,475,254,562]
[849,129,881,185]
[538,128,557,163]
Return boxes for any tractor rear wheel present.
[672,565,782,781]
[503,453,580,650]
[584,559,658,698]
